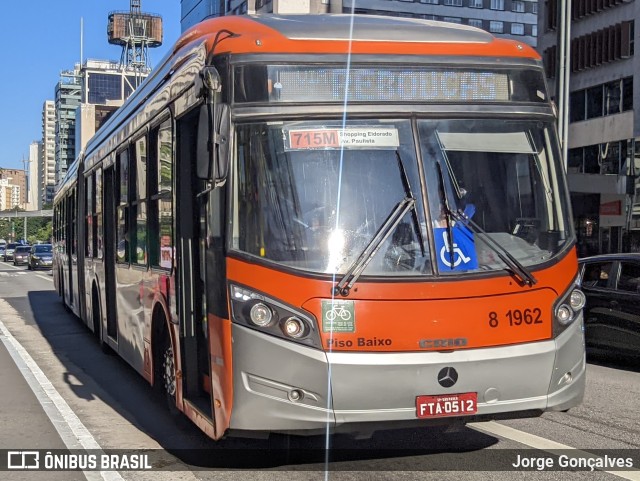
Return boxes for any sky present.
[0,0,182,170]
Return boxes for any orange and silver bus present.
[53,14,586,440]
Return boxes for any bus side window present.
[133,135,148,266]
[95,168,103,259]
[116,149,129,264]
[149,118,173,270]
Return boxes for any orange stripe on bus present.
[227,249,578,352]
[176,16,540,60]
[208,312,233,439]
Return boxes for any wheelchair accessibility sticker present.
[434,225,478,271]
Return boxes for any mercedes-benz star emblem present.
[437,367,458,388]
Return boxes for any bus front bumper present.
[228,318,585,435]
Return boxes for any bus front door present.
[103,165,118,344]
[176,110,214,428]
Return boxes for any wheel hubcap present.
[162,346,176,396]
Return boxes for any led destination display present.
[234,64,547,104]
[272,68,509,102]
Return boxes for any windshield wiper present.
[450,209,537,286]
[396,151,426,257]
[435,163,536,286]
[435,132,466,200]
[334,197,415,297]
[435,163,457,267]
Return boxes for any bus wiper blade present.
[396,151,426,257]
[451,209,538,287]
[435,163,456,267]
[334,197,415,297]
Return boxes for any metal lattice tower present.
[108,1,163,85]
[125,0,146,72]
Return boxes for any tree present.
[0,215,52,243]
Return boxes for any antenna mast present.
[107,0,163,86]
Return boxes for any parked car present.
[28,244,53,270]
[0,246,5,258]
[578,253,640,359]
[3,243,17,262]
[13,245,31,266]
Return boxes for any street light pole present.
[556,0,572,170]
[13,207,17,242]
[22,155,30,242]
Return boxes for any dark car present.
[13,245,31,266]
[3,243,17,262]
[28,244,53,270]
[578,253,640,359]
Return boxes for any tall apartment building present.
[55,68,82,185]
[0,169,26,210]
[0,178,21,211]
[538,1,637,255]
[181,0,539,46]
[53,60,148,187]
[27,141,42,211]
[41,100,56,206]
[181,0,223,31]
[75,59,141,153]
[81,59,143,106]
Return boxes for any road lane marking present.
[470,421,640,480]
[0,298,124,481]
[2,263,25,270]
[36,273,54,282]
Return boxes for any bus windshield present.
[419,118,572,275]
[232,118,572,277]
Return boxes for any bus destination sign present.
[286,127,400,150]
[271,67,510,103]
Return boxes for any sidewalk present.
[0,334,86,480]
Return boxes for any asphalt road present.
[0,262,638,481]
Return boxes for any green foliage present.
[0,215,52,243]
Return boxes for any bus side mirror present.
[197,104,213,179]
[196,102,230,182]
[196,66,222,181]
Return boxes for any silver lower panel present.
[228,317,585,434]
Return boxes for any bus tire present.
[154,314,179,416]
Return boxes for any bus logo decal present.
[437,367,459,388]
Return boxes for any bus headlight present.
[229,284,320,349]
[555,304,573,325]
[570,289,586,311]
[249,302,275,327]
[553,281,585,336]
[281,317,306,338]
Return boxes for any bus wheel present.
[162,342,177,399]
[158,334,179,415]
